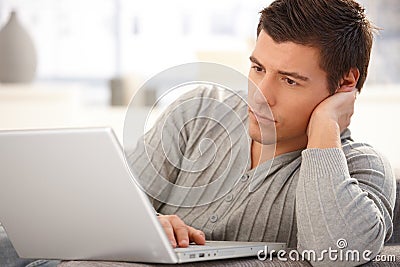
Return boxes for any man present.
[128,0,395,266]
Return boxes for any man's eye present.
[284,77,297,86]
[252,66,263,72]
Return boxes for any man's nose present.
[254,76,275,106]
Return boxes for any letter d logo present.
[257,245,268,261]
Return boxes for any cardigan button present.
[210,214,218,223]
[240,174,249,182]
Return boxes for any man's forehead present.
[252,31,325,81]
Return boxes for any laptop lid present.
[0,127,178,263]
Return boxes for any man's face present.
[248,30,330,151]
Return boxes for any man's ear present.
[339,68,360,88]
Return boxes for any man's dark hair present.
[257,0,375,94]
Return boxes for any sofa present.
[56,169,400,267]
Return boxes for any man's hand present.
[158,214,206,248]
[307,86,358,149]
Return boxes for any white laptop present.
[0,127,286,263]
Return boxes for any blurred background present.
[0,0,399,166]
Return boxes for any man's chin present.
[249,130,277,146]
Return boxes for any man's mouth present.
[248,108,276,123]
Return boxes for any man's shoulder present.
[341,129,393,176]
[341,129,381,157]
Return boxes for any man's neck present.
[251,135,308,169]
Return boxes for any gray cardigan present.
[127,86,395,266]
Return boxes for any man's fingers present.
[159,217,177,248]
[336,86,358,105]
[158,215,205,248]
[170,215,190,248]
[188,226,206,245]
[336,85,357,94]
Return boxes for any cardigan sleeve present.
[296,145,396,266]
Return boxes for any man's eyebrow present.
[249,56,265,69]
[278,71,309,82]
[249,55,310,82]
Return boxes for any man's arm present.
[127,88,212,248]
[296,87,396,266]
